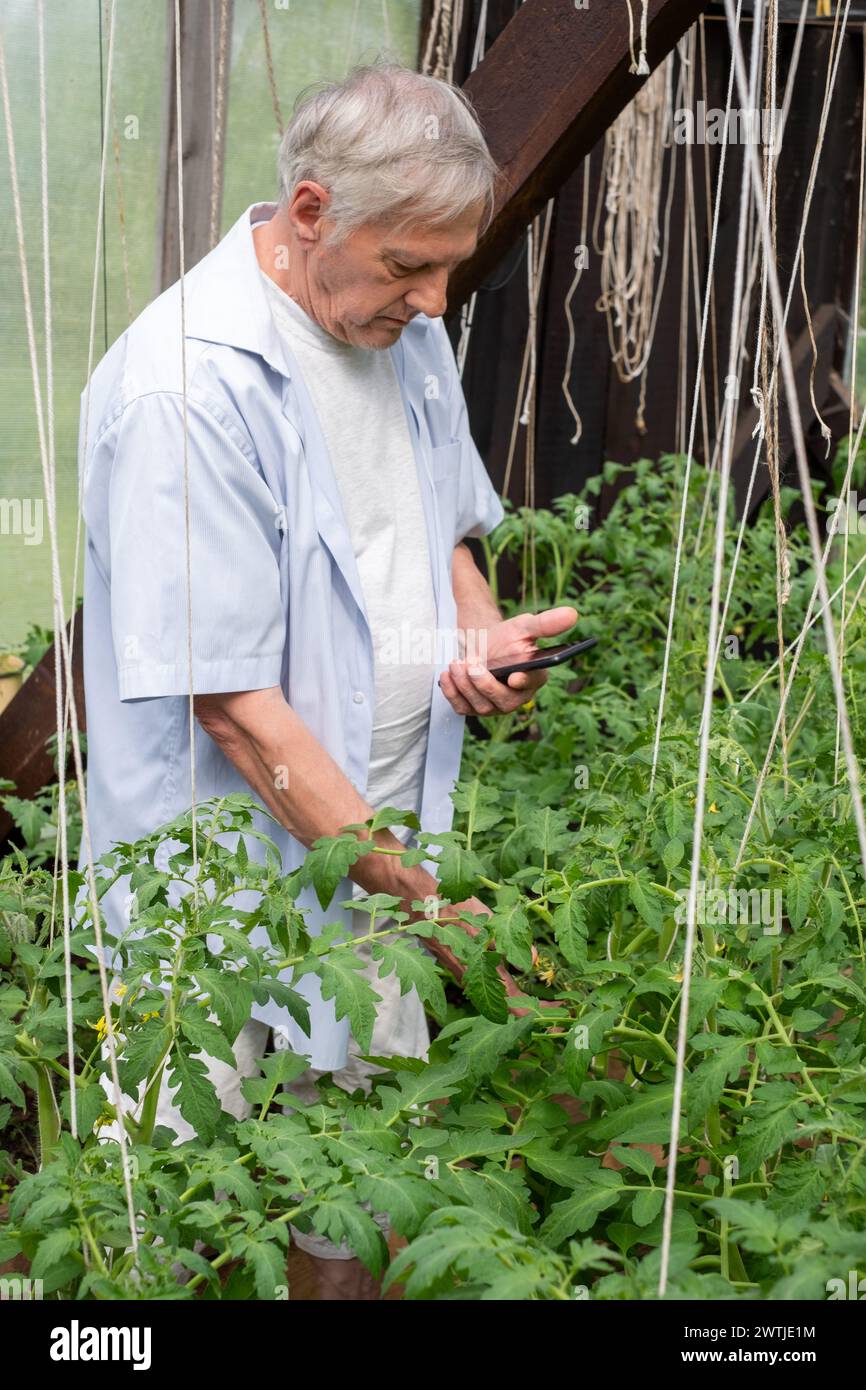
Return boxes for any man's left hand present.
[439,605,579,716]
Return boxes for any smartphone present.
[488,635,599,685]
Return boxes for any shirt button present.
[353,691,365,704]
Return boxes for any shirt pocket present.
[428,440,461,548]
[429,440,461,481]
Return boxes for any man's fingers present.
[509,604,579,641]
[503,669,534,693]
[438,667,473,716]
[447,660,501,715]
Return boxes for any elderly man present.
[81,59,577,1298]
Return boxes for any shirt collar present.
[184,201,430,376]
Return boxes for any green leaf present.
[3,796,48,848]
[488,889,533,972]
[317,953,381,1052]
[524,807,573,862]
[178,1014,239,1069]
[539,1183,622,1245]
[522,1144,600,1188]
[631,1187,665,1226]
[686,1040,749,1125]
[588,1084,685,1144]
[300,1195,388,1275]
[30,1226,81,1279]
[0,1056,26,1108]
[609,1144,657,1178]
[755,1039,802,1075]
[371,936,447,1022]
[193,969,255,1044]
[785,867,814,929]
[434,838,486,903]
[61,1084,107,1141]
[240,1048,311,1108]
[662,838,685,872]
[437,1014,534,1083]
[735,1099,800,1176]
[354,1172,439,1237]
[239,1235,286,1299]
[461,949,509,1024]
[165,1047,221,1144]
[552,893,588,966]
[706,1197,779,1253]
[628,875,665,932]
[378,1064,463,1125]
[302,833,371,910]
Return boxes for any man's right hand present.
[414,894,540,1019]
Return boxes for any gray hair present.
[276,57,501,247]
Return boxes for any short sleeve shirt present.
[78,202,504,1069]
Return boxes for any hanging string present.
[208,0,230,250]
[626,0,651,76]
[35,0,72,1148]
[103,0,132,325]
[648,0,745,796]
[561,157,592,444]
[0,1,140,1258]
[658,0,766,1296]
[697,0,822,733]
[726,0,866,891]
[832,21,865,787]
[257,0,284,136]
[699,16,722,447]
[596,55,678,434]
[501,199,554,503]
[705,0,852,768]
[173,0,199,906]
[454,0,489,379]
[675,30,700,460]
[423,0,464,82]
[800,245,835,456]
[760,0,791,780]
[519,201,555,608]
[739,431,866,709]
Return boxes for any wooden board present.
[446,0,715,313]
[0,613,85,843]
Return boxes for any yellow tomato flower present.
[534,954,557,985]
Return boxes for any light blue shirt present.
[78,201,504,1068]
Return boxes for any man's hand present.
[412,894,544,1020]
[439,605,579,717]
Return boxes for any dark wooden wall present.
[438,2,866,520]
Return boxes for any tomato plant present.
[3,449,866,1299]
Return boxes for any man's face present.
[268,185,482,348]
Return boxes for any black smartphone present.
[488,635,599,685]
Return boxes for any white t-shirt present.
[259,269,438,827]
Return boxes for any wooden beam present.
[0,613,85,844]
[446,0,712,315]
[156,0,234,294]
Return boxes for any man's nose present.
[408,267,449,319]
